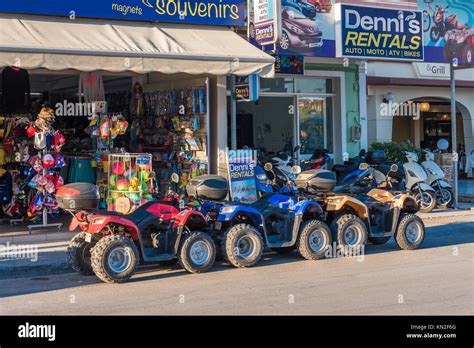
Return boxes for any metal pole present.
[230,74,237,150]
[450,63,458,209]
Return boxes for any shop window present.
[260,77,294,93]
[295,78,332,94]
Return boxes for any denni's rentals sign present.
[336,4,424,61]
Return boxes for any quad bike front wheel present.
[395,214,425,250]
[91,234,139,284]
[222,224,263,268]
[414,191,436,213]
[178,232,216,273]
[297,219,332,260]
[67,232,95,276]
[331,214,368,256]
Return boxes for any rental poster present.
[227,149,258,203]
[336,4,424,61]
[419,0,474,66]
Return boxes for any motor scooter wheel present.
[222,224,263,268]
[436,188,453,209]
[91,234,139,284]
[296,219,331,260]
[330,214,367,256]
[414,191,436,213]
[67,232,95,276]
[395,214,425,250]
[178,232,216,273]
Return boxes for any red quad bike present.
[57,182,216,284]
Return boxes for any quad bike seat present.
[96,202,164,225]
[366,189,395,203]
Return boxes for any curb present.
[0,231,75,245]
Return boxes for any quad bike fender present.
[173,210,207,228]
[294,200,324,217]
[82,214,140,240]
[325,195,369,219]
[217,205,263,226]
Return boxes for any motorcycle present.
[421,151,453,208]
[302,148,331,171]
[430,5,464,43]
[402,151,436,213]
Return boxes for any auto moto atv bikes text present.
[58,178,216,284]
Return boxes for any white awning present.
[0,14,274,77]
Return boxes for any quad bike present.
[294,163,425,251]
[186,166,332,268]
[59,175,216,284]
[429,5,465,43]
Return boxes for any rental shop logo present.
[336,4,424,61]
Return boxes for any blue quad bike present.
[186,171,332,268]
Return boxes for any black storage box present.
[365,150,386,164]
[186,175,228,200]
[295,169,337,193]
[56,183,100,211]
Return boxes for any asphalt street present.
[0,215,472,315]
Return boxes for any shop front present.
[0,9,274,224]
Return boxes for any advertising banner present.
[0,0,245,26]
[336,4,424,61]
[227,149,258,204]
[419,0,473,67]
[251,0,280,45]
[249,0,336,58]
[274,55,305,74]
[235,75,259,102]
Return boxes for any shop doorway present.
[298,96,328,160]
[233,96,296,155]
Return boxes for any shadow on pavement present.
[1,221,472,299]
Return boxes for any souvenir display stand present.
[27,148,63,233]
[107,153,154,214]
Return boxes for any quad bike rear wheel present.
[67,232,94,276]
[178,232,216,273]
[222,224,263,268]
[331,214,367,256]
[296,219,331,260]
[395,214,425,250]
[91,234,139,284]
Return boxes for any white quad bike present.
[421,150,453,208]
[403,152,436,213]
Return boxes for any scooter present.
[62,174,216,284]
[402,152,436,213]
[302,149,331,171]
[421,150,453,208]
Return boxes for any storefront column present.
[367,88,394,144]
[357,61,368,151]
[209,75,228,176]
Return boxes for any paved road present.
[0,216,472,315]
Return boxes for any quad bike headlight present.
[327,197,345,204]
[220,206,237,214]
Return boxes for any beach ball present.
[140,171,149,182]
[109,174,118,188]
[116,178,130,191]
[111,162,125,175]
[128,192,141,204]
[124,168,136,179]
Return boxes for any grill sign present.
[336,4,424,61]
